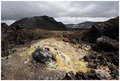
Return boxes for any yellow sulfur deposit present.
[18,38,91,73]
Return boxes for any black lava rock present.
[63,71,76,80]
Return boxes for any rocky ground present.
[1,16,119,80]
[1,37,93,80]
[62,17,119,80]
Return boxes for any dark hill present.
[66,21,96,28]
[78,21,96,27]
[10,15,67,30]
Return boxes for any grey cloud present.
[1,1,119,20]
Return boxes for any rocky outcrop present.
[83,51,119,67]
[10,15,67,30]
[63,59,119,80]
[63,69,112,80]
[1,24,54,57]
[82,17,119,43]
[96,36,119,51]
[82,17,119,52]
[82,52,119,80]
[1,23,9,34]
[32,47,57,68]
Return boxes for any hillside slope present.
[10,15,67,30]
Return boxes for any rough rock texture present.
[1,24,55,57]
[83,51,119,67]
[10,15,67,30]
[83,52,119,80]
[32,47,57,67]
[63,69,112,80]
[75,70,102,80]
[94,69,111,80]
[1,23,9,34]
[63,71,76,80]
[30,38,91,73]
[63,49,119,80]
[96,36,119,51]
[82,17,119,43]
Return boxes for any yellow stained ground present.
[14,38,91,73]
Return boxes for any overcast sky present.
[1,1,119,25]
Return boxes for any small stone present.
[107,62,111,66]
[1,73,5,78]
[45,47,50,51]
[64,71,75,80]
[24,61,28,64]
[54,75,56,77]
[49,77,53,80]
[6,56,9,59]
[75,71,84,80]
[56,74,59,77]
[28,64,31,66]
[44,77,49,80]
[83,56,89,61]
[54,48,57,50]
[58,77,61,80]
[89,62,95,67]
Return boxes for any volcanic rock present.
[1,22,55,57]
[1,23,9,34]
[96,36,119,51]
[82,17,119,43]
[64,68,112,80]
[94,69,111,80]
[73,70,101,80]
[63,71,76,80]
[32,46,57,67]
[108,64,119,79]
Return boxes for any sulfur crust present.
[17,38,91,73]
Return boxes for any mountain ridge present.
[66,21,97,28]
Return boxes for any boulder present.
[32,46,57,68]
[94,69,111,80]
[63,71,76,80]
[96,36,119,51]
